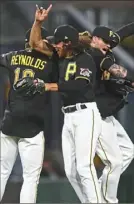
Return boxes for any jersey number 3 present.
[14,67,35,84]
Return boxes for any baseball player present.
[19,7,134,203]
[14,6,103,203]
[0,16,58,203]
[79,26,134,203]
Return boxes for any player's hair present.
[78,31,92,49]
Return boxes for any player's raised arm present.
[29,4,53,54]
[111,22,134,48]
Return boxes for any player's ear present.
[92,36,98,42]
[65,41,72,47]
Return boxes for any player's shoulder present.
[76,51,94,62]
[11,49,37,55]
[3,49,26,57]
[15,49,29,55]
[1,50,16,57]
[86,47,104,58]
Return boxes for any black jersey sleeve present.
[100,51,134,82]
[75,52,96,83]
[112,22,134,48]
[0,51,14,71]
[100,50,115,71]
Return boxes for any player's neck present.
[65,50,73,58]
[90,42,96,48]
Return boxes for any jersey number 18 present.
[14,67,35,84]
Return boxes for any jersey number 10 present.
[14,67,35,84]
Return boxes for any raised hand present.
[35,4,52,22]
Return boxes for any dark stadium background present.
[0,1,134,203]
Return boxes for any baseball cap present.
[46,36,56,44]
[47,25,79,46]
[92,26,120,48]
[25,27,49,43]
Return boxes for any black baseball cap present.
[92,26,120,48]
[25,27,49,42]
[47,25,79,46]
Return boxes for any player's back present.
[0,49,58,137]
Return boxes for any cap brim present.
[46,36,55,44]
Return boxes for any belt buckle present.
[76,103,81,111]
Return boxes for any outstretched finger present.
[46,4,52,13]
[36,4,44,12]
[36,4,40,11]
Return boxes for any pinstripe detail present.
[90,109,99,203]
[98,137,112,202]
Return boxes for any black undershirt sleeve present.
[112,22,134,48]
[116,22,134,42]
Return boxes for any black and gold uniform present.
[0,49,58,138]
[50,25,102,203]
[86,48,123,118]
[58,51,96,106]
[86,22,134,118]
[86,24,134,204]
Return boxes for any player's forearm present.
[108,64,134,82]
[29,20,43,48]
[29,21,53,56]
[44,83,58,91]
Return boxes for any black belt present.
[62,104,87,113]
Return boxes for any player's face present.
[92,36,110,54]
[54,42,67,58]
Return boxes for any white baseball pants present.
[96,117,122,203]
[97,116,134,203]
[62,102,102,203]
[0,131,44,203]
[111,116,134,174]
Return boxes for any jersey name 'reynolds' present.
[10,54,47,70]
